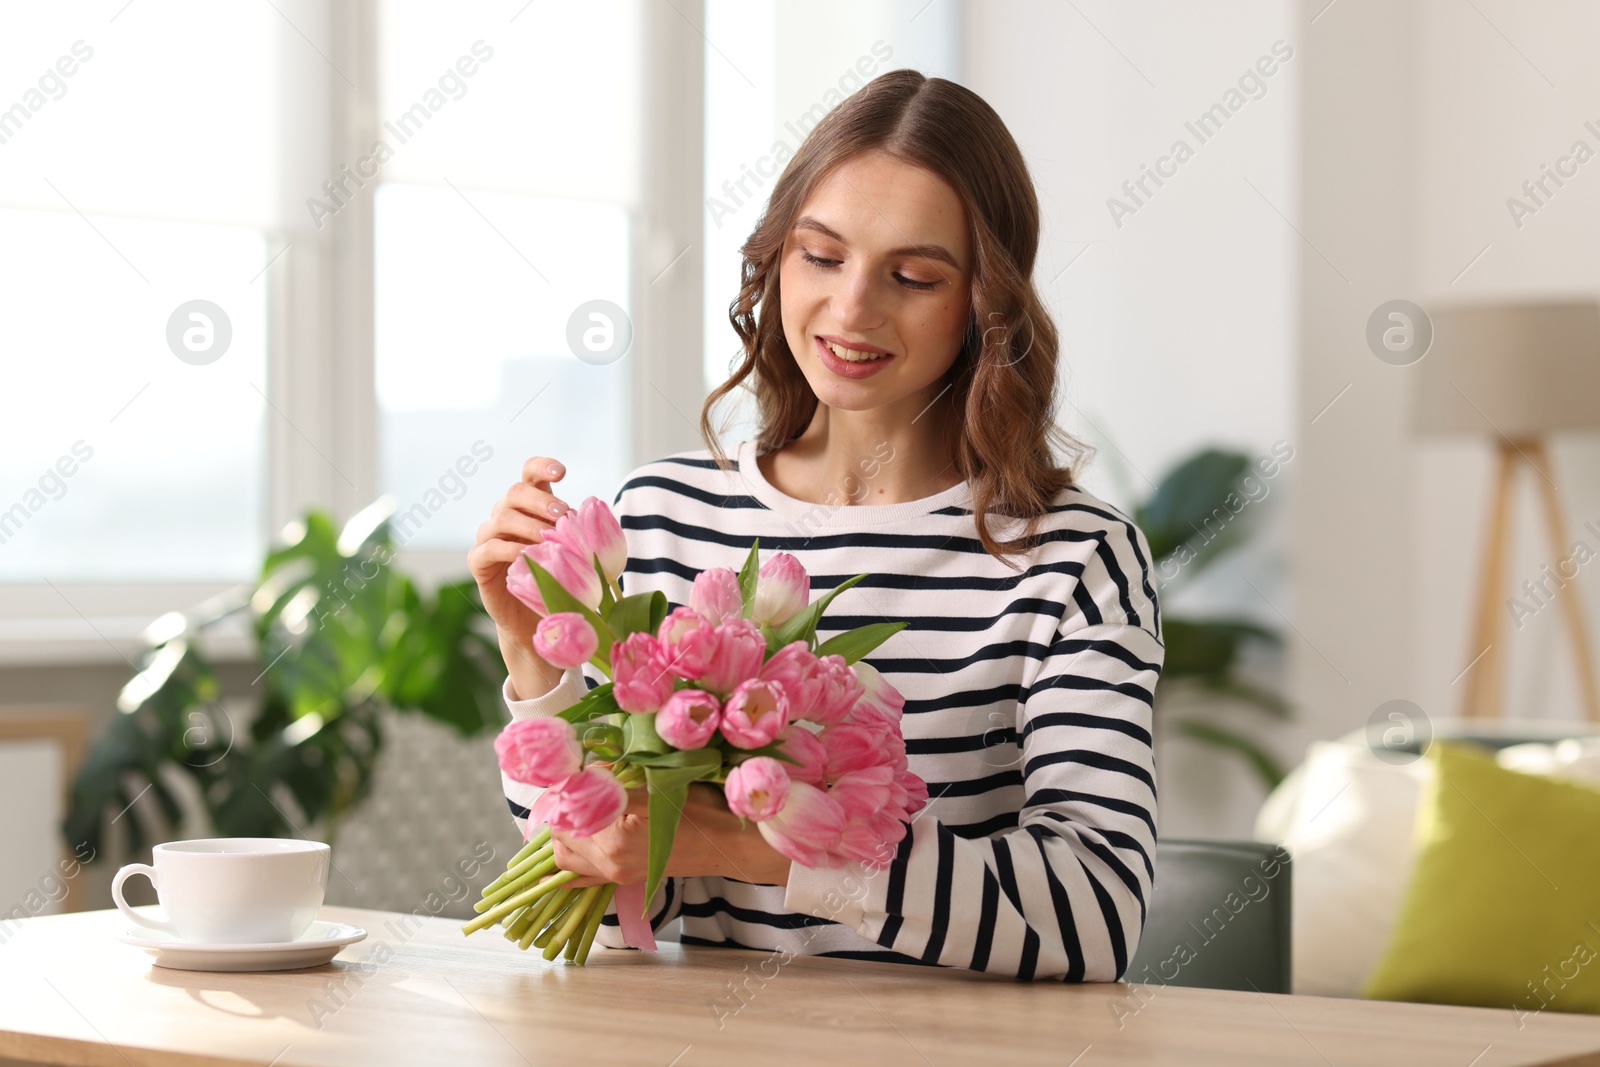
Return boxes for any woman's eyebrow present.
[793,216,960,270]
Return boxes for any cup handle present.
[112,863,177,935]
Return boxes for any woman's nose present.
[831,264,883,330]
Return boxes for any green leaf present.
[525,551,615,649]
[577,721,624,755]
[641,748,723,913]
[737,539,761,619]
[814,621,906,664]
[728,739,803,767]
[769,572,867,651]
[1161,617,1280,679]
[624,747,724,771]
[558,682,620,724]
[607,591,667,642]
[622,712,669,757]
[595,556,616,615]
[1134,448,1255,569]
[1171,720,1285,790]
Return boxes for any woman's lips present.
[815,336,895,380]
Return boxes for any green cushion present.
[1362,740,1600,1013]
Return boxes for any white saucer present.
[116,919,367,972]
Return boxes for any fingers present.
[502,480,571,521]
[521,456,566,486]
[467,537,541,577]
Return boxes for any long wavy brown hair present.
[699,68,1092,569]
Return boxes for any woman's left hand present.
[550,781,793,888]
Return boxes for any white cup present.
[111,838,330,945]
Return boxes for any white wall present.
[1409,0,1600,731]
[965,0,1600,840]
[964,0,1300,835]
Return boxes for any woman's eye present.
[799,249,938,291]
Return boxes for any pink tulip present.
[719,678,791,749]
[508,540,603,616]
[570,496,627,585]
[776,723,829,787]
[829,764,895,820]
[760,641,825,719]
[689,567,743,625]
[655,688,722,750]
[656,607,716,681]
[756,781,847,867]
[494,717,583,787]
[836,810,908,868]
[505,551,549,617]
[846,661,905,726]
[535,538,604,611]
[698,619,767,696]
[544,765,628,837]
[752,553,808,627]
[611,631,675,713]
[899,769,929,815]
[807,654,865,726]
[822,721,893,779]
[724,756,791,821]
[532,612,599,670]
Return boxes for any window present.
[0,3,279,583]
[371,0,645,551]
[0,0,955,661]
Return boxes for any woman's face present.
[778,150,973,419]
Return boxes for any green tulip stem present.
[573,882,616,966]
[481,844,555,898]
[474,855,558,911]
[461,869,578,935]
[502,903,539,943]
[532,889,584,951]
[543,886,598,960]
[519,887,578,951]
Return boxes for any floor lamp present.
[1413,300,1600,723]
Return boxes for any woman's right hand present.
[468,455,573,695]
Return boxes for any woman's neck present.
[758,402,962,507]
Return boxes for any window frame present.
[0,0,706,666]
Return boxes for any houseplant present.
[63,499,508,860]
[1126,447,1292,788]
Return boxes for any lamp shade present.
[1412,300,1600,437]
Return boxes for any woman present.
[468,69,1162,982]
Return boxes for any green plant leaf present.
[525,551,615,649]
[607,591,667,642]
[641,748,723,912]
[594,556,616,615]
[814,621,906,664]
[737,539,761,619]
[1134,449,1257,571]
[1161,616,1281,679]
[624,747,725,770]
[622,712,669,757]
[770,572,867,651]
[727,739,803,767]
[558,682,620,724]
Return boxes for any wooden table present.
[1,906,1597,1067]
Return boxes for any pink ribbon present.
[612,881,658,952]
[524,790,559,841]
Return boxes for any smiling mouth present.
[820,338,893,362]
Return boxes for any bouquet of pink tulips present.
[461,497,928,965]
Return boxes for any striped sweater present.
[499,439,1163,982]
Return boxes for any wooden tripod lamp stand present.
[1413,301,1600,723]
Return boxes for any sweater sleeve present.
[782,519,1163,981]
[499,674,685,946]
